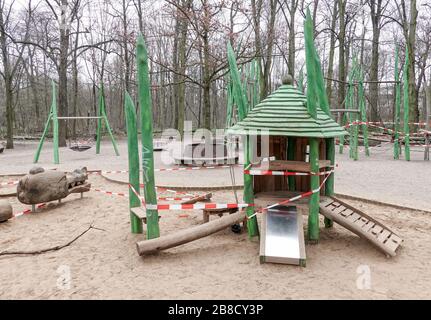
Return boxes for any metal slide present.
[260,206,307,266]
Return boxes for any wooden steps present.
[320,197,403,257]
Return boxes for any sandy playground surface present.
[0,139,430,299]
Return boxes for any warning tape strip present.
[91,188,194,202]
[0,181,19,188]
[93,165,240,176]
[346,122,428,137]
[129,184,252,211]
[244,169,335,177]
[13,203,47,218]
[365,121,428,126]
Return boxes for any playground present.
[0,138,431,299]
[1,9,431,301]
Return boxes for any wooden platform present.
[320,197,403,257]
[252,160,332,173]
[254,191,310,209]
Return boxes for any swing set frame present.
[34,81,120,164]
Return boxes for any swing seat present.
[69,144,93,152]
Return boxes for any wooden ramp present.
[320,197,403,257]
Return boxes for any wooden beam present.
[136,211,247,256]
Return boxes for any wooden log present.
[0,200,13,222]
[181,193,212,205]
[136,211,247,256]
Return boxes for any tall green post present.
[125,93,143,234]
[227,42,259,238]
[304,9,324,242]
[394,47,401,160]
[403,47,411,161]
[137,35,160,239]
[308,138,320,242]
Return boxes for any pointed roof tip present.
[282,75,294,85]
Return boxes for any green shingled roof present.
[227,85,348,138]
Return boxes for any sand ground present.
[0,139,430,299]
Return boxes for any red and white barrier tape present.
[0,180,19,188]
[129,184,252,211]
[92,188,128,198]
[365,121,427,126]
[346,122,428,138]
[244,169,335,177]
[94,165,240,176]
[247,172,333,220]
[13,203,47,218]
[91,188,194,202]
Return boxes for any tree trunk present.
[338,0,347,111]
[326,0,338,104]
[58,0,70,147]
[0,2,14,149]
[177,0,191,134]
[369,0,383,122]
[407,0,419,127]
[287,0,297,77]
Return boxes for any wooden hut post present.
[325,138,335,228]
[308,138,320,242]
[287,137,296,190]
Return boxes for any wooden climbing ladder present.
[320,197,403,257]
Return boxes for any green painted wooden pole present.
[125,92,143,234]
[227,42,259,238]
[403,47,411,161]
[287,137,296,190]
[51,81,60,165]
[324,138,335,228]
[244,135,259,238]
[98,84,120,156]
[137,35,160,239]
[308,138,320,242]
[33,113,52,163]
[394,47,401,160]
[102,111,120,157]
